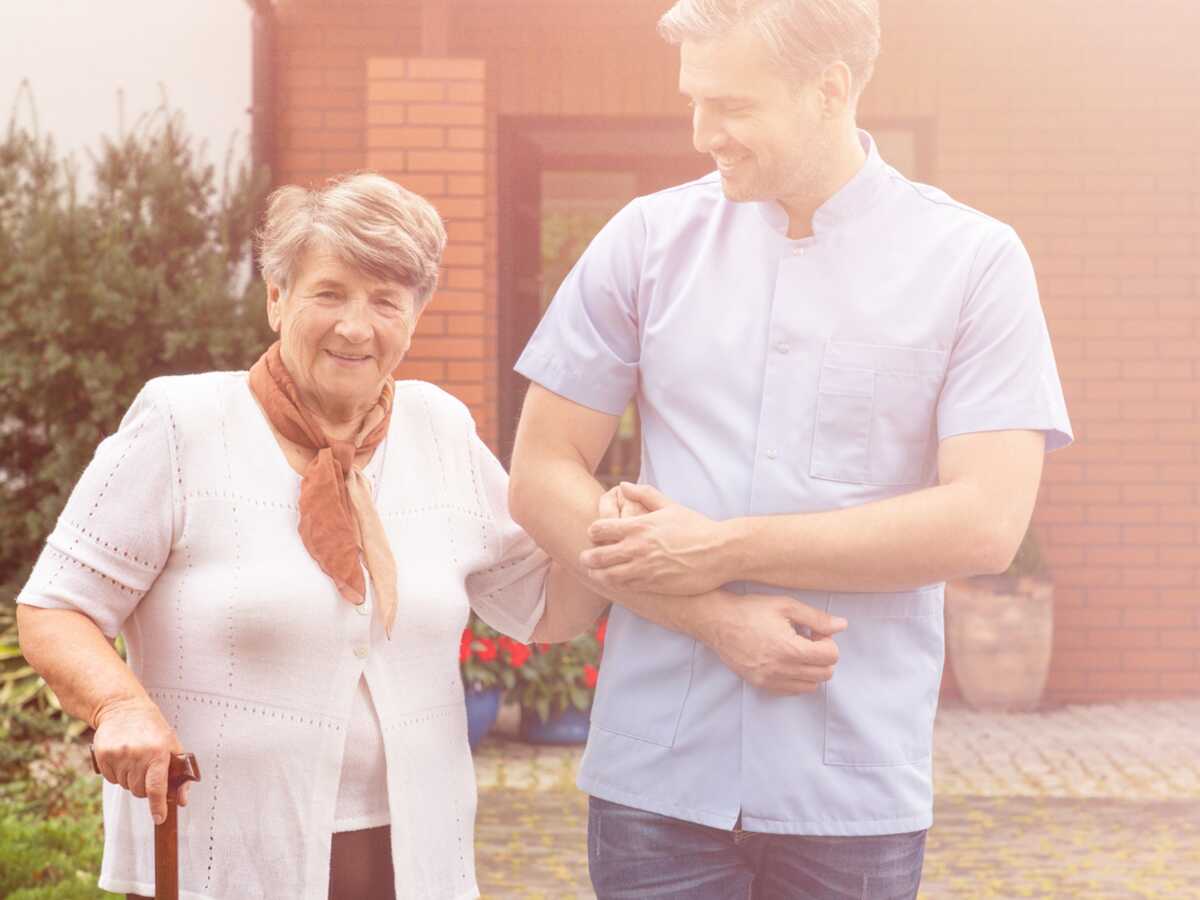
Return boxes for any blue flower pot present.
[465,686,502,751]
[518,704,591,745]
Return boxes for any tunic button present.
[792,247,805,256]
[766,449,778,460]
[354,646,369,659]
[776,342,790,354]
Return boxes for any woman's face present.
[266,244,422,425]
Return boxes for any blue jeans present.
[588,797,926,900]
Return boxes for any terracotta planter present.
[945,577,1054,712]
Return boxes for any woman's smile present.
[325,348,373,366]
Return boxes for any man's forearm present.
[586,430,1044,596]
[721,481,1015,593]
[511,457,725,643]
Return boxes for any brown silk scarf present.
[248,342,398,637]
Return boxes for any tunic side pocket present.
[823,587,944,767]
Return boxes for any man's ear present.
[816,61,854,118]
[265,281,284,333]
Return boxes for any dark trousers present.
[588,796,927,900]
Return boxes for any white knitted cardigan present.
[18,372,549,899]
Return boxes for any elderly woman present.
[16,173,600,900]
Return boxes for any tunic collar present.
[754,129,888,236]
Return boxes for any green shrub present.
[0,697,107,897]
[0,107,272,599]
[1,605,87,743]
[0,791,111,899]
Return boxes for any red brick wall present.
[273,0,421,185]
[863,0,1200,701]
[273,2,496,444]
[273,0,1199,701]
[365,57,494,444]
[455,1,679,116]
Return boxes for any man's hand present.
[582,482,734,595]
[591,484,849,692]
[596,483,651,520]
[703,591,848,693]
[91,697,188,824]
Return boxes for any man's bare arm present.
[582,430,1046,594]
[511,384,845,693]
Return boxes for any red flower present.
[459,629,473,663]
[506,641,533,669]
[583,664,599,689]
[595,619,607,645]
[476,637,498,663]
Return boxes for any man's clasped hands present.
[581,483,847,696]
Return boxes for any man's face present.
[680,25,832,204]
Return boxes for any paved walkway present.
[473,699,1200,899]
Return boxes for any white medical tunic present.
[517,132,1072,836]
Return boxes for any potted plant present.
[510,618,606,745]
[459,615,531,750]
[945,528,1054,711]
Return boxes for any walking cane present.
[91,749,202,900]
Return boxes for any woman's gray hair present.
[658,0,881,101]
[257,173,447,306]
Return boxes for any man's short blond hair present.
[257,172,447,305]
[658,0,881,102]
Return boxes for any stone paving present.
[473,699,1200,899]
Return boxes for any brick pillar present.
[365,57,494,447]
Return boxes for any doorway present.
[497,116,711,477]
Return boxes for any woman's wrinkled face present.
[266,243,422,424]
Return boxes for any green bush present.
[0,696,109,897]
[1,605,87,744]
[0,107,272,600]
[0,791,111,899]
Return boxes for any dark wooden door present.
[498,117,710,470]
[497,127,544,461]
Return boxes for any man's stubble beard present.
[718,132,835,207]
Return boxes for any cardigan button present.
[353,646,369,659]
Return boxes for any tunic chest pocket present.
[810,342,948,487]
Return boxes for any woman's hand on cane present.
[92,698,188,824]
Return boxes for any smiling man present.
[508,1,1073,897]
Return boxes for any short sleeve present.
[465,431,548,643]
[937,226,1073,452]
[514,199,645,415]
[16,383,177,638]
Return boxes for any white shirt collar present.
[754,129,888,236]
